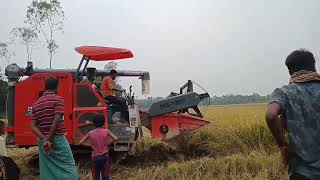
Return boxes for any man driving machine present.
[101,69,129,119]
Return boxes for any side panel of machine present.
[151,113,210,140]
[149,92,201,117]
[72,83,107,145]
[14,73,73,146]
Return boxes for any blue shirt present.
[270,81,320,179]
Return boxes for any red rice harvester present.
[5,46,210,152]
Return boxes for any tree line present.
[209,93,271,105]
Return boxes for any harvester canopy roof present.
[75,46,133,61]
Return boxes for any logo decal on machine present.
[25,107,32,116]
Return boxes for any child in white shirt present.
[0,120,7,156]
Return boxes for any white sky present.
[1,0,320,98]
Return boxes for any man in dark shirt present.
[30,77,78,180]
[266,49,320,180]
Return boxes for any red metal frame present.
[72,83,108,145]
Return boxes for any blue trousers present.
[92,154,109,180]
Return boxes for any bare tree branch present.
[25,0,64,69]
[10,26,38,62]
[0,41,14,65]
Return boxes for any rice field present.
[7,104,288,180]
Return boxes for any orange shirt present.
[101,76,114,97]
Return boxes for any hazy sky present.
[1,0,320,97]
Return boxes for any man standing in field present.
[30,77,78,180]
[266,49,320,180]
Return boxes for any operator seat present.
[105,99,119,123]
[104,99,122,109]
[104,98,130,125]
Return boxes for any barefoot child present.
[80,115,118,180]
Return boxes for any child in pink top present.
[80,115,118,180]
